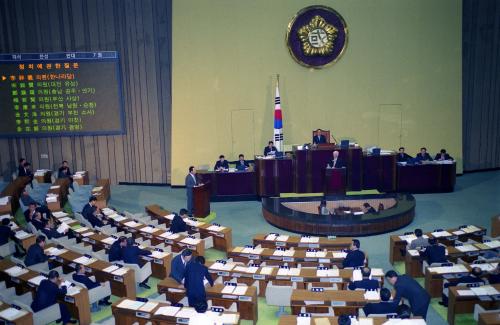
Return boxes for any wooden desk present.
[389,225,486,264]
[34,170,52,183]
[158,277,258,323]
[0,259,91,325]
[479,312,500,325]
[92,179,110,209]
[0,177,30,214]
[0,299,34,325]
[492,215,500,238]
[253,234,352,251]
[279,315,396,325]
[397,162,456,193]
[424,263,471,298]
[146,204,233,252]
[447,284,500,325]
[73,171,89,185]
[0,196,12,216]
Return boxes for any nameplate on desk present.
[154,259,163,265]
[113,275,123,282]
[135,311,151,319]
[309,244,319,248]
[291,277,304,282]
[238,295,252,302]
[232,273,242,278]
[192,227,199,232]
[276,276,290,280]
[269,256,282,260]
[253,274,265,280]
[217,271,230,277]
[64,296,75,304]
[319,258,331,263]
[143,234,152,239]
[304,258,316,262]
[329,277,342,283]
[282,257,294,262]
[248,255,259,260]
[176,317,189,324]
[275,242,286,247]
[298,243,309,248]
[222,294,237,300]
[331,301,346,306]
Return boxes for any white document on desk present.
[117,299,144,310]
[139,301,158,312]
[155,306,180,316]
[232,286,247,295]
[0,308,28,321]
[221,285,235,294]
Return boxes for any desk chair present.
[0,241,16,257]
[123,261,152,289]
[265,281,297,317]
[474,304,500,321]
[14,299,61,325]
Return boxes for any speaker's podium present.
[324,167,346,195]
[193,182,210,218]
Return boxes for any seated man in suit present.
[415,147,433,163]
[313,129,327,144]
[488,263,500,284]
[170,249,193,284]
[72,263,111,306]
[422,238,447,265]
[408,228,430,250]
[342,239,366,268]
[82,196,107,228]
[214,155,229,172]
[362,202,376,214]
[25,235,49,266]
[348,266,379,290]
[108,236,127,262]
[41,219,68,239]
[184,255,214,307]
[439,267,485,306]
[435,149,453,161]
[170,210,188,233]
[363,287,398,316]
[0,218,25,257]
[263,141,278,156]
[122,237,152,289]
[397,147,413,163]
[30,211,46,231]
[24,202,38,224]
[21,189,52,217]
[31,270,76,324]
[327,150,345,168]
[385,270,430,319]
[235,154,250,171]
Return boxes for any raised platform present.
[261,193,415,236]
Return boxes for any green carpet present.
[280,192,322,198]
[346,189,381,195]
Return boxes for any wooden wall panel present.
[0,0,172,184]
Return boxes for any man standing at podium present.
[328,150,345,168]
[313,129,327,144]
[185,166,198,214]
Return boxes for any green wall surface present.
[171,0,462,185]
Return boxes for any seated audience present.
[30,211,46,231]
[21,189,51,216]
[415,147,433,163]
[170,210,188,233]
[108,236,127,262]
[408,228,430,250]
[170,249,193,284]
[435,149,453,161]
[348,266,379,290]
[214,155,229,172]
[72,264,111,305]
[363,288,398,316]
[439,267,485,306]
[422,238,447,265]
[263,141,278,156]
[385,270,430,319]
[41,219,67,239]
[342,239,366,268]
[122,237,152,289]
[397,147,412,162]
[25,235,48,266]
[235,154,250,171]
[362,202,376,214]
[82,196,107,228]
[58,160,74,190]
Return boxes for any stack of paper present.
[102,237,117,245]
[276,235,289,242]
[81,232,95,237]
[101,208,114,215]
[352,269,362,281]
[431,230,452,238]
[92,186,103,192]
[124,221,141,228]
[139,301,159,312]
[181,237,201,245]
[74,227,89,233]
[277,267,300,276]
[462,225,481,233]
[114,215,127,222]
[484,240,500,249]
[112,267,129,276]
[73,256,96,265]
[5,266,29,277]
[155,306,180,316]
[371,268,384,277]
[58,217,73,223]
[300,236,319,243]
[141,226,158,233]
[103,265,120,273]
[0,197,9,205]
[57,223,70,234]
[207,225,226,232]
[364,290,380,300]
[407,249,420,257]
[166,233,180,240]
[471,285,499,296]
[67,286,81,296]
[46,194,58,203]
[175,307,197,318]
[455,244,478,252]
[316,268,339,277]
[273,250,285,256]
[221,285,236,294]
[306,251,327,258]
[353,211,364,215]
[150,251,168,259]
[52,211,68,218]
[452,230,465,235]
[265,234,277,241]
[185,219,201,227]
[45,247,68,256]
[117,299,145,310]
[75,171,86,175]
[28,275,47,286]
[241,247,263,255]
[216,313,239,324]
[260,267,274,275]
[15,230,31,239]
[428,264,468,274]
[0,307,28,321]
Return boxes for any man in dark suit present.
[18,158,27,177]
[30,211,46,231]
[25,235,48,266]
[0,218,15,245]
[82,196,106,228]
[313,129,327,144]
[24,202,37,224]
[439,267,485,306]
[397,147,413,163]
[170,210,188,234]
[362,203,376,214]
[235,154,250,171]
[108,236,127,262]
[435,149,453,161]
[385,270,430,319]
[185,166,198,215]
[41,220,65,239]
[342,239,366,268]
[422,238,447,265]
[20,161,34,186]
[170,249,193,284]
[31,270,75,324]
[328,150,345,168]
[21,190,51,217]
[263,141,278,156]
[363,288,398,316]
[57,160,74,190]
[184,255,214,307]
[72,264,111,305]
[415,147,433,163]
[214,155,229,172]
[348,267,379,290]
[122,237,152,289]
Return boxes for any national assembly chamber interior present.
[0,0,498,325]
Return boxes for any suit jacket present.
[363,301,398,316]
[31,279,66,312]
[73,273,100,290]
[408,237,429,250]
[342,250,365,268]
[122,245,151,265]
[81,203,96,220]
[87,213,104,228]
[489,273,500,284]
[31,218,45,231]
[393,275,430,312]
[24,209,36,223]
[25,244,48,266]
[415,153,433,162]
[170,254,190,283]
[42,227,63,239]
[313,134,327,144]
[108,241,123,262]
[424,245,447,264]
[184,262,214,300]
[397,153,413,162]
[264,146,277,156]
[214,160,229,171]
[58,166,71,178]
[328,158,345,169]
[18,165,28,177]
[185,173,197,190]
[348,278,379,290]
[170,215,187,233]
[435,153,453,161]
[0,225,14,245]
[235,160,249,171]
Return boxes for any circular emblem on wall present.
[286,5,348,69]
